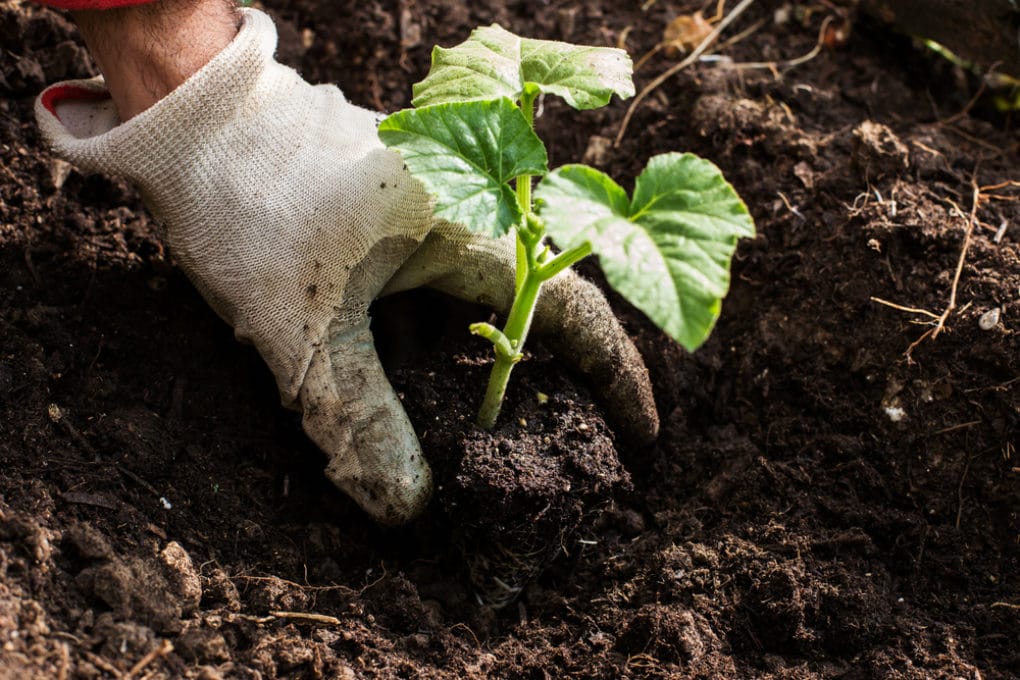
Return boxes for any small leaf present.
[412,24,634,110]
[536,152,755,351]
[379,99,548,237]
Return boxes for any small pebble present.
[978,307,1000,331]
[884,406,906,422]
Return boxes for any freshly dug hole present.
[376,292,632,607]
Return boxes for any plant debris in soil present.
[1,0,1019,678]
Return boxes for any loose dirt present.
[2,0,1018,678]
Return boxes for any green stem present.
[469,322,518,360]
[514,236,527,296]
[515,177,532,221]
[475,226,591,429]
[510,91,542,295]
[476,345,523,430]
[538,242,592,280]
[476,88,549,430]
[519,87,537,128]
[476,221,545,430]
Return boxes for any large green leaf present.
[378,99,548,237]
[412,24,634,110]
[535,152,755,351]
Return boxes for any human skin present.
[71,0,239,120]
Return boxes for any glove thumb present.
[299,319,432,525]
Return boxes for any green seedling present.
[379,25,755,429]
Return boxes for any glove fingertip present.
[535,273,660,447]
[327,452,432,526]
[301,321,433,525]
[601,350,660,447]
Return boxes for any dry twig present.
[231,566,386,596]
[991,602,1020,610]
[232,574,358,595]
[932,420,981,436]
[870,297,940,319]
[125,639,173,680]
[716,16,834,71]
[870,175,994,361]
[930,180,981,339]
[83,652,122,678]
[955,457,971,530]
[229,610,343,626]
[57,642,69,680]
[269,610,343,625]
[625,653,667,673]
[614,0,756,147]
[938,78,989,126]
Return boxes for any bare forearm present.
[72,0,239,119]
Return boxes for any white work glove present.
[35,8,658,525]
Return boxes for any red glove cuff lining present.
[40,84,112,117]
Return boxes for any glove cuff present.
[34,7,433,415]
[34,7,277,186]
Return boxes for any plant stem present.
[476,88,551,430]
[539,242,592,279]
[475,218,592,428]
[511,91,539,297]
[516,177,532,221]
[476,346,520,429]
[476,232,544,429]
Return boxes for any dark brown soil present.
[2,0,1019,678]
[383,313,631,610]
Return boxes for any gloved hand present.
[35,8,659,525]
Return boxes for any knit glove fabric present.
[35,8,658,524]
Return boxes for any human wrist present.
[72,0,239,120]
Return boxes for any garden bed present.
[1,0,1018,677]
